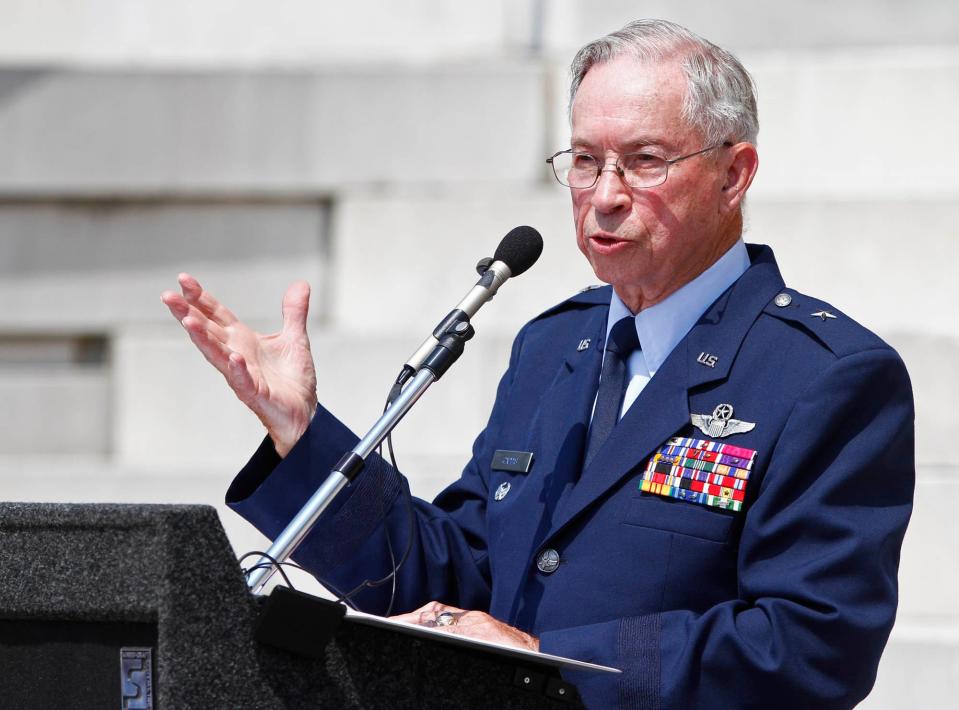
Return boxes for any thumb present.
[281,280,311,335]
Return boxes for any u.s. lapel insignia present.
[691,403,756,438]
[576,338,591,352]
[696,351,718,368]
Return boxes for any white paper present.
[343,607,621,674]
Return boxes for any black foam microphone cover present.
[493,226,543,277]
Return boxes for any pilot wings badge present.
[691,403,756,439]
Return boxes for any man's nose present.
[590,165,631,213]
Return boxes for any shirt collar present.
[605,239,751,374]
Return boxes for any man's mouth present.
[588,234,630,252]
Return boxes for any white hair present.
[569,19,759,145]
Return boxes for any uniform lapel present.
[495,302,607,603]
[545,338,691,539]
[522,306,606,526]
[544,245,786,541]
[684,245,785,389]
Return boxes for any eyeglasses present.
[546,142,731,189]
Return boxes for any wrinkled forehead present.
[570,57,696,148]
[572,54,689,112]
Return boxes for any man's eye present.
[571,154,598,169]
[623,153,663,169]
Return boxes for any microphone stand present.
[245,313,476,594]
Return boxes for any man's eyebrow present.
[569,138,663,151]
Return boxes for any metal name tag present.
[120,647,154,710]
[492,450,534,473]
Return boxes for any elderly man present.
[163,20,913,709]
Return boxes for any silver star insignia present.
[811,310,837,321]
[691,403,756,439]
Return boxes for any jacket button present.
[536,548,561,574]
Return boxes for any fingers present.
[163,287,236,380]
[163,291,230,345]
[180,325,261,406]
[166,276,310,341]
[160,290,190,320]
[387,601,537,651]
[177,273,239,327]
[227,351,260,406]
[390,600,464,627]
[390,600,443,624]
[180,314,236,373]
[281,280,311,336]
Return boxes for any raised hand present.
[161,274,317,457]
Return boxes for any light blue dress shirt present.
[603,239,751,419]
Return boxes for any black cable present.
[332,370,418,614]
[243,369,418,614]
[241,556,362,611]
[383,525,398,616]
[246,560,307,573]
[239,550,296,591]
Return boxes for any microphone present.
[491,225,543,277]
[401,226,543,376]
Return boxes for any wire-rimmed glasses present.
[546,143,730,189]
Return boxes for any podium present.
[0,503,586,709]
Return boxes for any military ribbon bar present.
[639,437,758,513]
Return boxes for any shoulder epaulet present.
[762,288,889,358]
[530,284,611,322]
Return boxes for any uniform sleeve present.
[225,326,528,614]
[539,347,915,709]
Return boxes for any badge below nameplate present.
[638,437,758,513]
[492,450,534,473]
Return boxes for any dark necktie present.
[583,316,641,468]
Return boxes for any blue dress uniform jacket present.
[227,244,914,709]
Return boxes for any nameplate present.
[492,450,534,473]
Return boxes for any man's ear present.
[719,142,759,213]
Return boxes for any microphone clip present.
[421,311,475,381]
